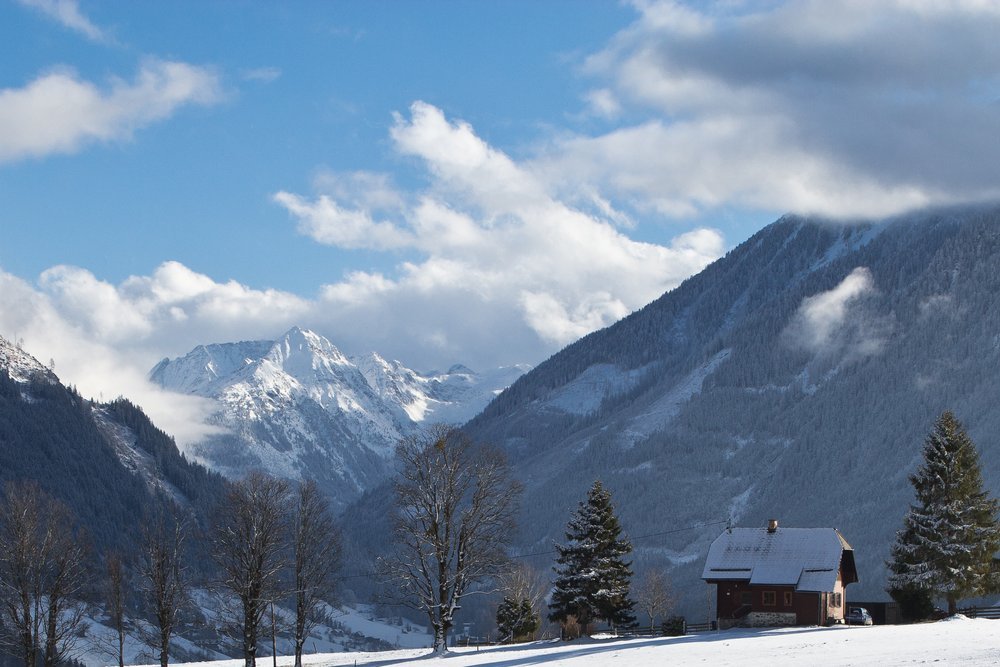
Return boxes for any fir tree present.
[887,411,1000,614]
[549,480,635,635]
[495,596,538,643]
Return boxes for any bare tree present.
[291,479,340,667]
[138,512,191,667]
[212,472,290,667]
[499,563,548,640]
[381,426,521,654]
[634,570,673,635]
[96,552,128,667]
[0,482,89,667]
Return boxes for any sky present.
[3,0,1000,442]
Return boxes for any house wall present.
[713,581,823,626]
[828,569,846,622]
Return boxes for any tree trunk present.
[44,596,59,667]
[432,623,448,654]
[948,596,957,615]
[160,626,170,667]
[244,603,257,667]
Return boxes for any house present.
[702,519,858,628]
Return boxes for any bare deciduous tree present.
[212,472,290,667]
[499,563,548,640]
[139,512,191,667]
[0,482,89,667]
[98,552,127,667]
[291,479,340,667]
[381,426,521,654]
[634,570,673,635]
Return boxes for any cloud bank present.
[555,0,1000,220]
[275,101,724,351]
[1,102,724,442]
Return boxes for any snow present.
[328,604,432,649]
[136,619,1000,666]
[544,363,652,416]
[703,527,847,591]
[149,328,528,492]
[0,335,54,383]
[621,348,731,445]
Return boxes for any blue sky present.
[3,0,1000,441]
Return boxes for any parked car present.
[845,607,873,626]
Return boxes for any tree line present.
[0,474,340,667]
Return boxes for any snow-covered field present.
[148,616,1000,667]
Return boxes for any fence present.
[958,605,1000,619]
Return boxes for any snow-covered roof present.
[702,526,856,592]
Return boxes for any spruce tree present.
[887,411,1000,614]
[496,596,538,643]
[549,480,635,635]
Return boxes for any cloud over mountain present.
[275,101,724,351]
[553,0,1000,220]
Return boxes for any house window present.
[784,591,793,607]
[740,591,751,606]
[763,591,776,606]
[831,592,842,607]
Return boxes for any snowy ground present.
[142,616,1000,667]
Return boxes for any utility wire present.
[334,518,729,581]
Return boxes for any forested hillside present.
[0,339,225,560]
[342,205,1000,619]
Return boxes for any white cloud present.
[794,267,875,350]
[17,0,105,41]
[786,266,891,361]
[277,101,725,351]
[0,264,312,444]
[272,192,414,250]
[0,59,222,164]
[561,0,1000,220]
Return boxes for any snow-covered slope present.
[149,327,527,506]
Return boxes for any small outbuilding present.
[702,519,858,628]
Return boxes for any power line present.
[510,518,729,560]
[334,518,728,581]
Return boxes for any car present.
[845,607,873,626]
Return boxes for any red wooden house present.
[702,519,858,627]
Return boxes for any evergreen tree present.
[887,411,1000,614]
[549,480,635,635]
[495,596,538,643]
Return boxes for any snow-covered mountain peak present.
[259,327,354,386]
[148,327,529,505]
[149,339,272,396]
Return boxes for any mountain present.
[455,205,1000,613]
[149,327,528,507]
[0,335,225,557]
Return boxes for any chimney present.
[767,519,779,533]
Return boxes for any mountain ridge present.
[149,327,529,507]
